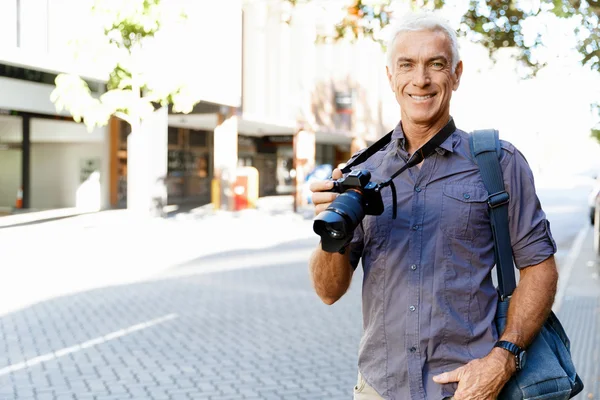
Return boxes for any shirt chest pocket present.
[440,184,489,240]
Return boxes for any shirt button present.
[463,193,470,199]
[409,347,417,353]
[410,264,417,271]
[412,225,419,231]
[415,186,422,192]
[409,305,416,312]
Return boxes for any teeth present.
[411,94,433,100]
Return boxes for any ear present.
[386,65,394,90]
[452,60,463,91]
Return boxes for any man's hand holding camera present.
[310,168,343,216]
[308,167,355,305]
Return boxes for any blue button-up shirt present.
[347,121,557,400]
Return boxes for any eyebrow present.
[395,55,449,64]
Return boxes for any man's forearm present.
[309,244,354,305]
[500,255,558,348]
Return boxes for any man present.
[308,11,558,400]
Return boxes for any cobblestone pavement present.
[557,226,600,400]
[0,238,364,400]
[1,192,599,400]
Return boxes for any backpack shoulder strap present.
[469,129,517,299]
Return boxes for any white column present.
[213,109,238,211]
[126,107,168,215]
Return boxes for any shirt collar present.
[391,119,457,155]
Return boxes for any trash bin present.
[234,167,259,211]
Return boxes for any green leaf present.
[591,128,600,143]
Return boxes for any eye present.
[431,62,445,69]
[398,62,412,69]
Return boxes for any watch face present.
[518,351,527,371]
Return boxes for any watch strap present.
[494,340,522,355]
[494,340,525,371]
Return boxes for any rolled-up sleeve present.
[502,147,558,269]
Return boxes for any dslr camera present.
[313,169,384,253]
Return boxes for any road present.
[535,174,594,267]
[0,176,598,400]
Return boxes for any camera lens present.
[325,225,344,239]
[313,190,366,253]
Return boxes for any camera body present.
[327,169,384,216]
[313,169,384,253]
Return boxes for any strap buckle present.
[488,191,509,209]
[499,294,512,302]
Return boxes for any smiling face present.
[386,29,463,129]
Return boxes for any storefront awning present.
[168,112,296,137]
[0,48,107,83]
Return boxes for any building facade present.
[171,0,391,207]
[0,0,391,213]
[0,0,109,213]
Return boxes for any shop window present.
[168,127,179,146]
[238,157,253,167]
[316,143,335,166]
[195,154,209,178]
[119,121,131,149]
[189,130,208,148]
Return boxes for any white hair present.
[385,11,460,72]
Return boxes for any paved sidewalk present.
[555,225,600,399]
[0,208,94,228]
[1,195,597,399]
[0,195,313,228]
[1,197,355,400]
[0,196,317,317]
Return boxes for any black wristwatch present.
[494,340,527,372]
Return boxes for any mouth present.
[409,94,436,101]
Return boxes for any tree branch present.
[114,111,133,126]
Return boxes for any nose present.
[411,65,430,88]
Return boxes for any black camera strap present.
[341,118,456,175]
[380,118,456,185]
[340,132,394,174]
[381,118,455,218]
[339,118,456,219]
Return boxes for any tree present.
[288,0,600,140]
[461,1,599,74]
[51,0,202,213]
[460,0,600,139]
[298,0,598,72]
[51,0,199,132]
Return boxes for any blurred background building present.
[0,0,388,214]
[0,0,108,212]
[1,0,599,215]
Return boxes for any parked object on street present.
[302,164,333,204]
[151,177,167,218]
[593,190,600,256]
[587,174,600,225]
[15,187,23,209]
[234,167,259,211]
[590,172,600,255]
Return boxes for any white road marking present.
[553,224,590,313]
[0,313,178,376]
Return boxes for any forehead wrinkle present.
[392,31,453,67]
